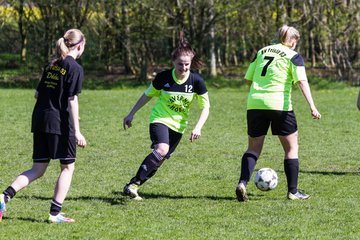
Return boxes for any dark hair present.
[171,31,204,70]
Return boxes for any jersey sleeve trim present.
[291,54,305,66]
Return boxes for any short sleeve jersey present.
[145,69,209,133]
[245,43,307,111]
[31,56,83,136]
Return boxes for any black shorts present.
[247,110,298,137]
[32,132,76,164]
[149,123,183,159]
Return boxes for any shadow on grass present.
[264,169,360,176]
[113,190,236,201]
[17,195,128,206]
[299,170,360,176]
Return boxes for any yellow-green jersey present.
[145,69,210,134]
[245,43,308,111]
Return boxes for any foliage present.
[0,87,359,239]
[0,1,359,84]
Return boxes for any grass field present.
[0,87,359,239]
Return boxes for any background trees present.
[0,0,359,85]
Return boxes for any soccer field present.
[0,87,359,239]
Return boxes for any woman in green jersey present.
[236,25,321,201]
[123,32,210,200]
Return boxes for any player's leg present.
[278,132,308,199]
[1,132,50,221]
[240,110,270,185]
[236,110,269,202]
[48,162,75,223]
[0,162,48,222]
[124,123,171,200]
[48,134,76,223]
[275,111,309,200]
[236,136,265,202]
[137,125,182,183]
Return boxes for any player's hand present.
[311,108,321,119]
[189,128,201,142]
[76,132,87,148]
[123,114,133,130]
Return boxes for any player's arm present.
[190,93,210,142]
[123,93,152,130]
[297,80,321,119]
[68,95,86,147]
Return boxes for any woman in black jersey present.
[0,29,86,223]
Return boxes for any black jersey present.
[31,56,83,136]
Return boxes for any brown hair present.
[54,29,85,62]
[277,25,300,46]
[171,31,204,70]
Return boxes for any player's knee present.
[155,145,169,158]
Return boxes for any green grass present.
[0,87,359,239]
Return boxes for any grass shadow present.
[17,195,128,206]
[113,190,236,201]
[299,170,360,176]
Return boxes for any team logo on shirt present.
[168,95,191,113]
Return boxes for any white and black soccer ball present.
[254,168,278,191]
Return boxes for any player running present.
[235,25,321,201]
[123,32,210,200]
[0,29,86,223]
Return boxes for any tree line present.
[0,0,359,85]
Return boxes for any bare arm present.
[68,95,86,147]
[189,107,210,142]
[297,80,321,119]
[123,93,152,130]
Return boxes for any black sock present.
[3,186,17,203]
[284,158,299,194]
[239,153,258,186]
[130,150,163,185]
[50,199,62,216]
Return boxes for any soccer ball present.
[254,168,278,191]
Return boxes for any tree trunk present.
[122,0,135,75]
[209,0,216,77]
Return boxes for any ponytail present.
[53,29,85,64]
[171,31,204,70]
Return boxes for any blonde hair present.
[55,29,85,61]
[277,25,300,46]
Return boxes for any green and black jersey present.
[245,43,308,111]
[145,69,210,134]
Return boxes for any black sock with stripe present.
[131,150,163,185]
[50,199,62,216]
[3,186,16,203]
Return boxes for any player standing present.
[0,29,86,223]
[235,25,321,201]
[123,32,210,200]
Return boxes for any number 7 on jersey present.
[261,56,274,76]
